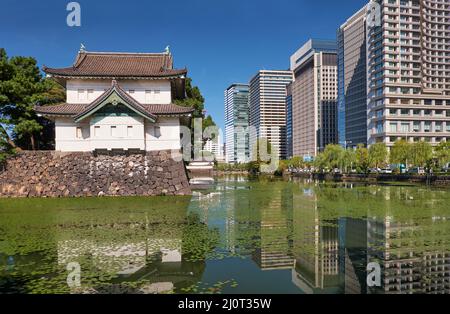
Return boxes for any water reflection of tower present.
[291,187,341,293]
[367,187,450,294]
[252,183,295,270]
[340,217,368,294]
[368,216,450,294]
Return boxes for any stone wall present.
[0,150,191,198]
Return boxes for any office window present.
[390,123,398,133]
[400,122,410,133]
[376,122,383,134]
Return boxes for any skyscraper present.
[290,39,338,157]
[366,0,450,147]
[286,83,294,159]
[249,70,293,160]
[338,5,369,148]
[224,84,250,164]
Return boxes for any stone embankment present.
[0,150,191,198]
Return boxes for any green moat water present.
[1,176,450,294]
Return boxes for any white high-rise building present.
[249,70,293,160]
[366,0,450,147]
[224,84,250,164]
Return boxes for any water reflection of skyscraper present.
[367,216,450,294]
[252,183,295,270]
[291,188,341,294]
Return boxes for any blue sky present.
[0,0,367,133]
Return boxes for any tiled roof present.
[142,104,195,115]
[35,81,194,119]
[35,103,88,115]
[43,51,187,78]
[36,103,194,117]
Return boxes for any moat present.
[1,176,450,294]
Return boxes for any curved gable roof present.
[73,80,157,122]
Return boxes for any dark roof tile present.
[43,51,187,78]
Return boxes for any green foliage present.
[341,148,356,173]
[410,141,433,168]
[368,143,388,168]
[182,214,220,262]
[277,156,305,173]
[312,141,448,174]
[175,78,205,118]
[434,141,450,168]
[390,140,411,166]
[174,78,216,153]
[174,77,215,125]
[0,48,65,150]
[355,144,369,173]
[248,138,272,174]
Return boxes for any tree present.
[390,140,411,167]
[321,144,345,170]
[248,138,272,174]
[0,48,65,150]
[174,78,216,156]
[175,78,205,117]
[175,77,215,129]
[410,141,433,168]
[341,148,357,173]
[355,144,370,173]
[434,141,450,168]
[369,143,388,169]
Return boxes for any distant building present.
[337,5,369,148]
[290,39,338,157]
[286,83,293,159]
[204,131,224,162]
[36,49,192,152]
[224,84,250,164]
[249,70,293,160]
